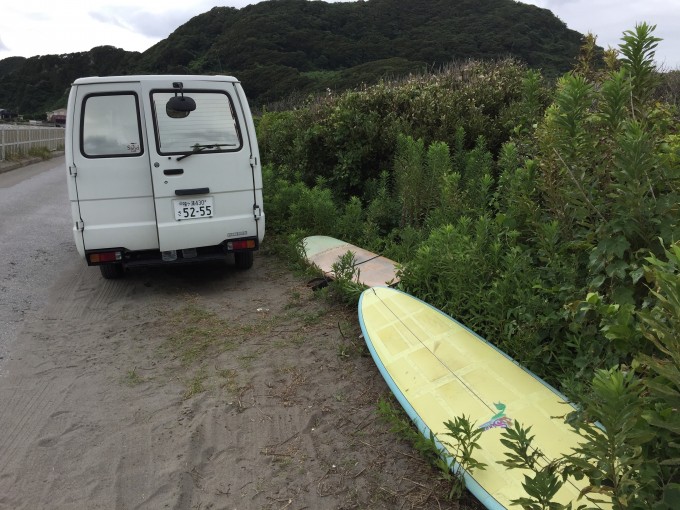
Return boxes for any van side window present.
[152,91,242,154]
[81,93,143,158]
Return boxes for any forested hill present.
[0,0,583,116]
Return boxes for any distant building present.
[47,108,67,126]
[0,108,18,120]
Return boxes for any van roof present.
[72,75,239,85]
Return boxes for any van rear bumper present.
[85,237,259,268]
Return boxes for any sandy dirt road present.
[0,157,74,371]
[0,159,472,509]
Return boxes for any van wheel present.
[234,251,253,270]
[100,263,124,279]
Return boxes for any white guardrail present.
[0,124,65,161]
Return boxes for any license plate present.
[173,197,214,220]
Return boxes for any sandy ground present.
[0,248,480,509]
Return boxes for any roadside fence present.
[0,124,65,161]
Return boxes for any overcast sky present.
[0,0,678,70]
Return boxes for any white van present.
[65,75,264,278]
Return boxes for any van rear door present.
[139,79,260,252]
[69,81,157,252]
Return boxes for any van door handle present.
[175,187,210,196]
[164,169,183,175]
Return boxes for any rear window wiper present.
[176,143,237,161]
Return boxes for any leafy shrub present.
[394,135,452,228]
[636,243,680,504]
[336,196,364,243]
[257,58,533,203]
[262,165,338,236]
[288,182,338,237]
[567,368,655,508]
[364,170,400,237]
[398,216,557,368]
[261,164,308,234]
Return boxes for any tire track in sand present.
[0,261,148,508]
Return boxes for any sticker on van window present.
[127,142,140,153]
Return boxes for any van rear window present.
[81,93,143,158]
[152,91,242,154]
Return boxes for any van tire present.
[100,263,124,279]
[234,251,253,270]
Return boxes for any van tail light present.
[227,239,256,250]
[88,251,122,264]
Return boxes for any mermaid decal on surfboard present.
[480,403,513,431]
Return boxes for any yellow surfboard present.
[358,287,608,509]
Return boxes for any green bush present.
[288,182,338,237]
[257,58,533,203]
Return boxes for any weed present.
[237,351,260,370]
[499,421,572,509]
[337,339,365,360]
[376,396,444,467]
[299,309,327,326]
[328,251,365,305]
[566,368,657,508]
[284,290,302,309]
[337,344,351,359]
[377,396,487,501]
[438,416,487,500]
[27,147,52,160]
[289,333,308,347]
[123,368,144,387]
[217,367,239,395]
[164,301,231,365]
[183,370,207,399]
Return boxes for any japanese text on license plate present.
[173,197,214,220]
